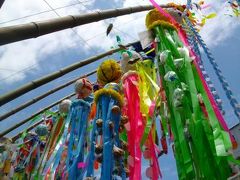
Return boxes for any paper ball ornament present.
[35,124,48,136]
[75,78,93,99]
[167,8,183,24]
[164,71,177,82]
[143,149,151,159]
[59,99,72,113]
[121,51,142,73]
[146,9,177,30]
[97,59,122,86]
[146,167,153,178]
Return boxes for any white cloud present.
[0,0,108,84]
[0,0,50,26]
[0,28,81,83]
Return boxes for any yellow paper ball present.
[145,9,177,30]
[97,59,122,86]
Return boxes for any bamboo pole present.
[0,41,135,106]
[2,61,119,138]
[0,93,75,138]
[0,5,174,45]
[0,0,5,9]
[0,70,96,121]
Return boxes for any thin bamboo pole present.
[0,0,5,9]
[0,93,75,138]
[2,60,119,138]
[0,70,96,121]
[0,41,135,106]
[0,5,173,45]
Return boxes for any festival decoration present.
[37,79,93,179]
[145,6,235,179]
[97,59,122,86]
[75,78,93,99]
[120,50,143,73]
[89,82,125,179]
[1,2,240,180]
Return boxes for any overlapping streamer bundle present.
[1,3,240,180]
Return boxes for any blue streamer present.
[66,100,90,179]
[101,95,113,180]
[86,102,100,177]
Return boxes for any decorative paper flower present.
[59,99,72,113]
[75,78,93,99]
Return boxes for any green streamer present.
[152,22,233,179]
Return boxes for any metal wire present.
[0,0,95,25]
[41,0,98,54]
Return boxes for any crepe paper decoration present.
[201,12,217,26]
[121,50,143,73]
[12,133,46,179]
[65,99,91,179]
[183,22,226,117]
[35,112,66,177]
[77,162,86,169]
[41,99,91,179]
[2,2,240,180]
[182,17,238,149]
[93,82,126,180]
[136,59,160,151]
[122,71,144,180]
[86,104,100,178]
[178,0,236,147]
[145,7,236,179]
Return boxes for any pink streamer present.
[123,73,144,180]
[77,162,86,169]
[149,101,156,117]
[149,130,162,179]
[149,0,178,26]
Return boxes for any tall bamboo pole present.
[0,0,5,9]
[0,5,175,45]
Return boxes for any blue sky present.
[0,0,239,179]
